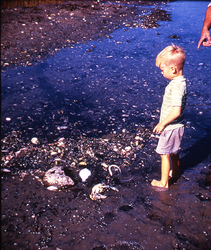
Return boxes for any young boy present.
[151,44,187,189]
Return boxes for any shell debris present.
[101,162,109,171]
[31,137,39,145]
[90,183,119,201]
[47,185,58,191]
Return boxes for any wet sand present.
[1,1,211,250]
[1,0,171,69]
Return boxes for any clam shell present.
[79,168,91,182]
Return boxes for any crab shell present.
[90,183,118,201]
[43,166,74,188]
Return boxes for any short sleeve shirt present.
[159,75,187,130]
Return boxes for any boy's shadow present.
[180,134,211,173]
[169,134,211,187]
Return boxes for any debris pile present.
[1,125,152,197]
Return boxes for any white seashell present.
[125,146,131,152]
[31,137,39,145]
[43,166,74,188]
[47,186,58,191]
[113,146,118,152]
[108,165,121,176]
[1,168,11,172]
[57,137,65,147]
[86,148,95,158]
[79,168,91,182]
[101,162,109,170]
[135,136,142,140]
[50,151,58,155]
[79,161,87,166]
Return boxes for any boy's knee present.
[161,154,170,159]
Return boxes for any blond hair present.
[156,44,186,70]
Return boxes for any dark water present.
[1,1,211,250]
[1,2,211,141]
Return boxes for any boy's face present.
[159,62,175,80]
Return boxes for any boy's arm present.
[153,106,181,134]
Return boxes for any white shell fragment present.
[1,168,11,173]
[31,137,39,145]
[90,183,119,201]
[43,166,74,190]
[47,185,58,191]
[101,162,109,171]
[108,164,121,176]
[79,168,91,182]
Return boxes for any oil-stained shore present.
[1,0,171,69]
[1,1,211,250]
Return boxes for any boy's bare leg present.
[170,153,181,178]
[151,154,170,188]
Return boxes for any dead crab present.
[90,183,119,201]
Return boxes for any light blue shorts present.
[156,127,184,155]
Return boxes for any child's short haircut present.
[156,44,186,70]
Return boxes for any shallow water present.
[1,2,211,139]
[1,1,211,250]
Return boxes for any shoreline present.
[1,0,170,69]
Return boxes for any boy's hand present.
[153,123,165,134]
[153,107,181,134]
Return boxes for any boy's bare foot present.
[168,170,181,186]
[151,179,169,189]
[169,170,181,179]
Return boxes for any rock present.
[169,34,180,39]
[43,166,74,189]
